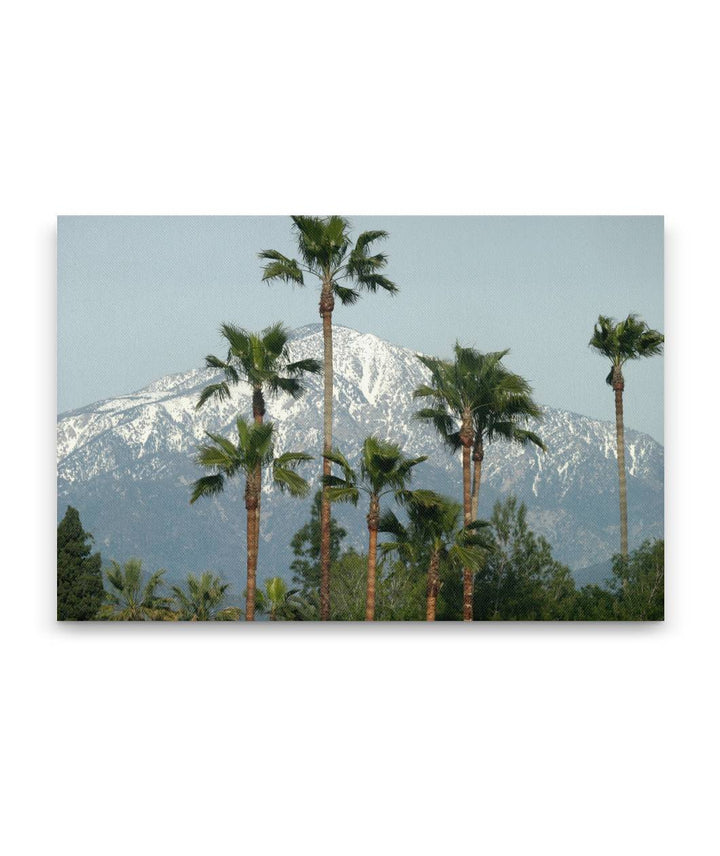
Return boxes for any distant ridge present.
[57,325,663,592]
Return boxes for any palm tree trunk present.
[252,386,265,604]
[613,374,629,560]
[252,386,265,424]
[471,438,484,521]
[426,548,441,621]
[461,415,474,621]
[366,495,380,621]
[319,286,335,621]
[245,479,259,622]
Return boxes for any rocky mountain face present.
[57,325,664,593]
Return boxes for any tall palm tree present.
[589,314,664,558]
[260,217,397,620]
[190,417,312,620]
[379,490,492,621]
[414,345,544,620]
[196,322,320,581]
[322,437,426,621]
[98,559,175,621]
[171,572,241,621]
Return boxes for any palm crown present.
[259,215,397,305]
[190,418,312,504]
[197,321,321,411]
[414,345,545,452]
[171,572,240,621]
[322,437,427,505]
[589,314,664,386]
[380,490,492,570]
[98,558,173,621]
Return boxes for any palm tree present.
[190,417,312,621]
[171,572,241,621]
[414,345,544,620]
[322,437,426,621]
[260,217,397,620]
[379,490,492,620]
[589,314,664,558]
[98,559,175,621]
[196,321,321,423]
[263,576,289,621]
[196,322,320,585]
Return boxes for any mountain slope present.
[57,325,664,592]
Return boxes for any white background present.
[2,1,718,854]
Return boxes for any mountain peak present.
[57,326,663,576]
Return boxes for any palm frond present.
[273,466,311,497]
[274,451,314,467]
[202,431,240,460]
[354,272,398,294]
[268,376,304,399]
[412,384,440,400]
[353,230,389,255]
[260,322,291,359]
[189,474,225,503]
[195,445,236,474]
[259,252,305,285]
[377,508,407,538]
[323,448,357,484]
[449,543,487,572]
[333,284,360,305]
[204,353,239,382]
[511,429,546,451]
[239,419,276,467]
[285,357,322,377]
[324,484,360,505]
[414,406,460,449]
[195,382,231,410]
[291,215,351,271]
[220,323,252,357]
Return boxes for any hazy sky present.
[58,216,664,442]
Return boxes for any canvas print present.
[57,216,664,621]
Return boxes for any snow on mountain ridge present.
[57,325,663,572]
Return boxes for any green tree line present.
[57,500,664,621]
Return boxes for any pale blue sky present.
[58,216,664,442]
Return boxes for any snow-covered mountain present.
[57,325,664,591]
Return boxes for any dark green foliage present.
[471,497,577,620]
[260,216,398,305]
[571,541,664,620]
[327,549,371,620]
[414,346,545,455]
[379,490,492,620]
[57,506,104,620]
[609,539,664,620]
[572,585,618,620]
[189,418,312,503]
[589,314,665,385]
[290,491,348,593]
[375,559,427,621]
[196,321,321,412]
[283,490,663,621]
[97,559,175,621]
[280,550,367,621]
[171,572,241,621]
[322,438,428,505]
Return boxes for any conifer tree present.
[57,506,104,620]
